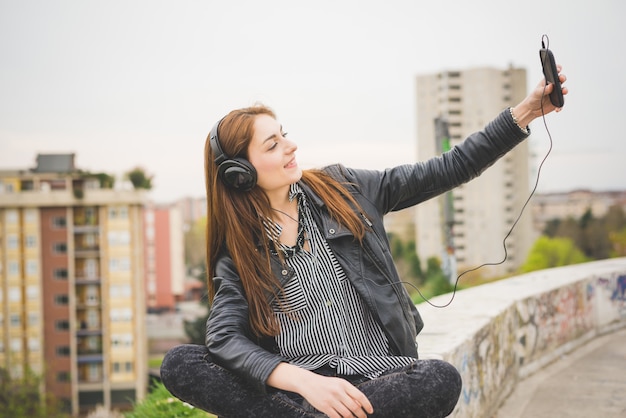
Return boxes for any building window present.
[108,230,131,246]
[7,234,19,249]
[26,260,38,276]
[109,257,131,273]
[9,287,21,302]
[56,346,70,356]
[11,338,22,352]
[88,364,101,381]
[53,242,68,254]
[28,339,41,352]
[52,216,67,228]
[5,210,18,224]
[8,261,20,277]
[26,285,38,300]
[110,308,133,322]
[55,320,70,331]
[108,206,129,220]
[57,371,70,382]
[110,284,132,299]
[54,268,69,279]
[24,209,37,222]
[111,333,133,348]
[86,309,100,328]
[10,314,21,327]
[28,313,39,326]
[55,294,69,305]
[86,286,99,305]
[85,259,98,278]
[25,235,37,248]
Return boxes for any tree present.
[0,368,69,418]
[92,172,116,189]
[125,167,153,190]
[183,264,210,346]
[520,236,589,273]
[413,257,453,304]
[609,228,626,257]
[543,204,626,262]
[388,234,424,298]
[184,217,207,267]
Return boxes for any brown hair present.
[204,104,366,336]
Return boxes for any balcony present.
[77,335,103,356]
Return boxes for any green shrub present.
[125,382,212,418]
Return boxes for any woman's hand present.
[298,372,373,418]
[267,363,373,417]
[512,65,568,128]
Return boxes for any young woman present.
[161,69,567,418]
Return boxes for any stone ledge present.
[416,258,626,418]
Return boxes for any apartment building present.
[0,154,148,415]
[415,66,534,278]
[144,203,185,312]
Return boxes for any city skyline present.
[1,0,624,203]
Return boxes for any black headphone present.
[209,118,257,191]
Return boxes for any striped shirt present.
[267,184,416,379]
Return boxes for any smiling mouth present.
[285,157,297,168]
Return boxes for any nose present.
[285,138,297,154]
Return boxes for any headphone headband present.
[208,116,257,191]
[209,118,227,166]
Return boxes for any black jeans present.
[160,344,462,418]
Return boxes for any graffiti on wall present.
[514,280,594,367]
[596,273,626,319]
[450,309,518,416]
[446,268,626,418]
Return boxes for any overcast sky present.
[1,0,624,203]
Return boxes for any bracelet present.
[509,107,528,135]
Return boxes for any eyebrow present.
[262,125,284,144]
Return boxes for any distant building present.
[415,66,534,278]
[532,189,626,232]
[175,196,206,231]
[0,154,148,416]
[144,204,185,312]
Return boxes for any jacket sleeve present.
[205,255,286,393]
[336,108,529,213]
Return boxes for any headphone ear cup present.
[217,158,257,191]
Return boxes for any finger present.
[346,386,374,415]
[541,82,554,95]
[340,397,368,418]
[330,401,354,418]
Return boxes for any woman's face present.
[247,114,302,195]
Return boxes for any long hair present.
[205,104,366,336]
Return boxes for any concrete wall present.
[416,258,626,418]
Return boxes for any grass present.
[125,381,215,418]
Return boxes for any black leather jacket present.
[206,109,528,392]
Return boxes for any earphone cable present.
[374,35,556,308]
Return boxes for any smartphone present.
[539,48,564,107]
